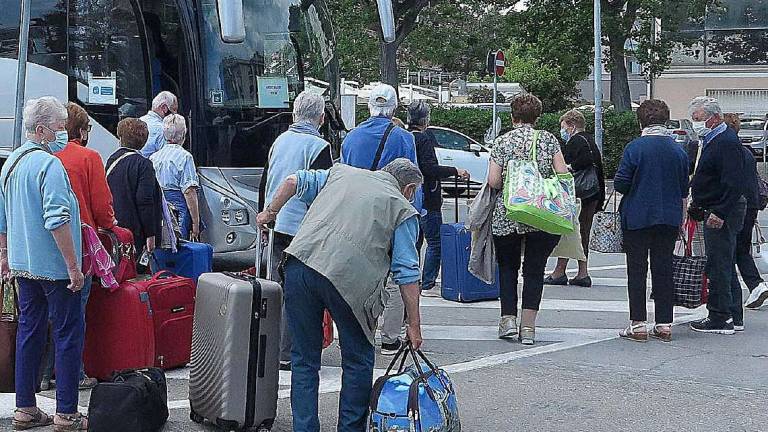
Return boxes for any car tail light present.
[672,130,686,135]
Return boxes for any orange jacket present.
[56,140,116,229]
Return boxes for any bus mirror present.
[218,0,246,43]
[377,0,396,43]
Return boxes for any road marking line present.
[420,297,705,313]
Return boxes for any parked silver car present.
[666,119,698,148]
[738,118,767,161]
[427,126,489,196]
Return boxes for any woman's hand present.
[189,223,200,242]
[67,266,85,292]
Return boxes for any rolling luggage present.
[441,177,500,302]
[189,229,282,431]
[152,240,213,284]
[98,226,138,284]
[144,271,196,369]
[84,279,155,381]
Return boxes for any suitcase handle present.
[151,270,177,281]
[256,228,275,280]
[453,175,472,222]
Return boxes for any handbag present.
[672,220,708,309]
[589,191,623,253]
[551,199,587,261]
[572,135,600,200]
[88,368,169,432]
[98,226,138,284]
[369,342,461,432]
[0,278,18,393]
[503,130,577,235]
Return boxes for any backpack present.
[758,177,768,210]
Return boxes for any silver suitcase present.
[189,230,282,431]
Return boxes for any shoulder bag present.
[0,278,19,393]
[589,190,623,253]
[571,136,600,200]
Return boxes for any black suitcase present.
[88,368,169,432]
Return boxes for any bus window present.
[69,0,151,132]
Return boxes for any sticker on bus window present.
[257,77,289,109]
[88,76,117,106]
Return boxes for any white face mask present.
[692,117,712,137]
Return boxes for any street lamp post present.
[594,0,604,154]
[13,0,32,150]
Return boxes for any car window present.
[741,119,765,131]
[666,120,681,129]
[430,128,470,151]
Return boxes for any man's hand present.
[456,169,470,180]
[189,223,200,241]
[406,323,423,351]
[256,208,277,231]
[67,266,85,292]
[706,213,724,229]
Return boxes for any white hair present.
[23,96,67,134]
[688,96,723,118]
[163,114,187,144]
[369,104,397,118]
[381,158,423,189]
[152,91,178,111]
[293,92,325,124]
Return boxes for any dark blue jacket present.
[741,146,760,210]
[690,126,748,218]
[614,135,690,231]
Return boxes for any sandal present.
[12,407,54,430]
[54,413,88,432]
[651,324,672,342]
[519,326,535,345]
[619,323,648,342]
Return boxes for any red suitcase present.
[84,280,155,381]
[144,271,196,369]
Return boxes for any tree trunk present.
[607,39,633,113]
[380,42,399,89]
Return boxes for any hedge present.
[353,106,639,178]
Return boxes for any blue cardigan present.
[614,135,690,231]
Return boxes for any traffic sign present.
[487,50,506,77]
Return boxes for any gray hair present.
[688,96,723,118]
[23,96,68,134]
[152,91,178,111]
[163,114,187,144]
[381,158,423,189]
[369,103,397,119]
[293,91,325,124]
[407,101,431,128]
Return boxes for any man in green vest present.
[256,158,423,432]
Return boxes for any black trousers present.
[494,231,560,316]
[704,200,746,323]
[735,208,763,292]
[623,225,678,324]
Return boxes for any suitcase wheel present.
[190,409,204,424]
[256,419,274,431]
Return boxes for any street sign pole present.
[492,72,498,139]
[13,0,32,150]
[594,0,604,154]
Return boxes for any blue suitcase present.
[440,224,500,302]
[152,241,213,284]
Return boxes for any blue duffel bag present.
[369,343,461,432]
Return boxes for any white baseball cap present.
[369,84,398,108]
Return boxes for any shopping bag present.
[503,130,576,235]
[0,279,18,393]
[589,191,623,253]
[672,220,708,309]
[369,342,461,432]
[551,199,586,261]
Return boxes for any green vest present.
[285,164,417,345]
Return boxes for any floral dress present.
[491,125,562,236]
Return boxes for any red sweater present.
[56,140,116,229]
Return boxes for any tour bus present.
[0,0,342,268]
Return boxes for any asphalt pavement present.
[1,212,767,431]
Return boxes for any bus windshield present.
[199,0,335,110]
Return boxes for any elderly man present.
[258,91,333,371]
[688,96,749,334]
[1,97,87,430]
[140,91,178,157]
[341,83,418,355]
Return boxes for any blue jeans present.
[41,276,92,382]
[420,210,442,290]
[16,278,83,414]
[704,199,746,323]
[283,257,375,432]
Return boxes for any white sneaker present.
[498,315,518,339]
[745,283,768,310]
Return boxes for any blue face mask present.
[46,130,69,153]
[560,128,571,142]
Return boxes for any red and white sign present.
[494,50,505,77]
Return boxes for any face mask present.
[692,117,712,137]
[47,130,69,153]
[560,128,571,142]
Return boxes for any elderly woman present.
[545,109,605,287]
[106,118,164,252]
[150,114,202,241]
[1,97,87,430]
[487,94,569,345]
[407,101,469,295]
[614,100,689,342]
